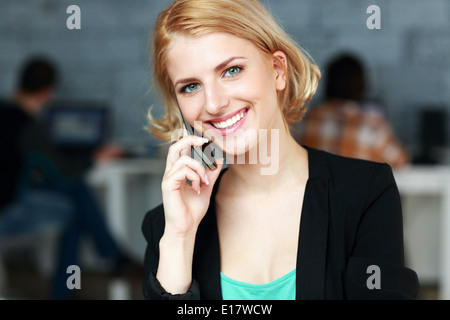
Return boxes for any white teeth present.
[211,110,247,129]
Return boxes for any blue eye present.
[182,83,200,93]
[224,66,242,77]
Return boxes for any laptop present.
[45,101,109,153]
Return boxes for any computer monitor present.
[414,107,448,164]
[45,102,109,151]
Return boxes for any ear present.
[272,51,287,91]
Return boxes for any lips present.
[205,107,250,136]
[207,107,248,123]
[209,108,248,129]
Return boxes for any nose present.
[203,81,229,115]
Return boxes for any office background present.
[0,0,448,299]
[1,0,450,152]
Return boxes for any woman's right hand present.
[161,134,224,238]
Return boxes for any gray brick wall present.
[1,0,449,154]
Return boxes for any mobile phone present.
[176,102,217,170]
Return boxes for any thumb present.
[207,158,225,185]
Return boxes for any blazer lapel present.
[295,178,329,299]
[192,169,225,300]
[296,146,330,300]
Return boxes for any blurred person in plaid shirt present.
[295,53,410,169]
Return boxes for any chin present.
[205,124,261,161]
[214,137,257,163]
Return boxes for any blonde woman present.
[142,0,419,300]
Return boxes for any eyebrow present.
[174,56,247,88]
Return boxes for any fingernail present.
[204,174,210,185]
[195,136,206,141]
[203,138,209,143]
[197,189,201,195]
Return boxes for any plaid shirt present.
[295,100,410,168]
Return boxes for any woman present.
[296,53,410,169]
[142,0,419,300]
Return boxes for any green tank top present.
[220,269,296,300]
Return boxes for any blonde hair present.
[147,0,321,142]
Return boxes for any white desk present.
[87,160,450,299]
[87,157,166,260]
[393,165,450,300]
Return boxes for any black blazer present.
[141,146,419,300]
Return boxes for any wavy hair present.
[146,0,321,142]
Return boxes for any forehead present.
[166,32,266,81]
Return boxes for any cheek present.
[181,98,204,124]
[231,69,278,105]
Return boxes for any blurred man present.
[296,53,410,169]
[0,57,140,299]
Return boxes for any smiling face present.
[166,32,287,157]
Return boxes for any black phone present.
[176,102,217,170]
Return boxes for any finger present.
[169,155,209,185]
[180,145,191,160]
[206,158,225,185]
[166,135,209,168]
[163,166,201,194]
